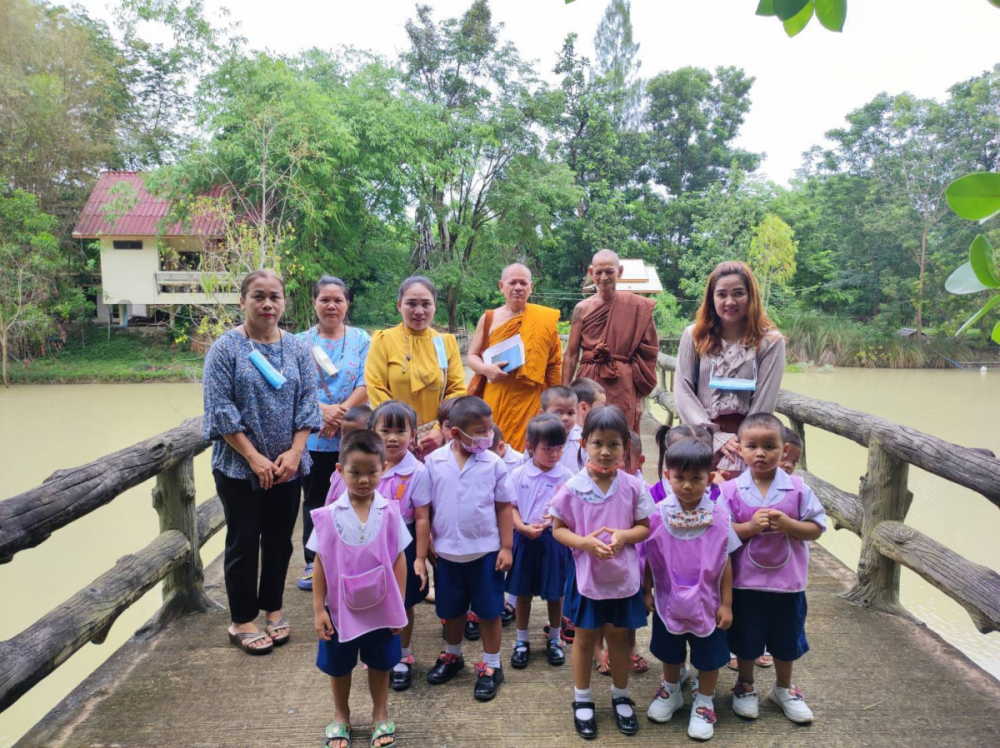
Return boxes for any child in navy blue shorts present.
[310,429,410,748]
[414,396,515,702]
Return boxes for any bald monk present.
[563,249,659,432]
[467,263,562,450]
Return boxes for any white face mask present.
[709,361,757,392]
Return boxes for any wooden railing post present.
[841,435,913,617]
[146,457,221,633]
[787,417,808,472]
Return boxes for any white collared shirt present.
[510,461,573,525]
[658,490,742,553]
[549,468,655,520]
[306,491,412,554]
[380,450,430,520]
[733,469,827,531]
[501,445,525,469]
[558,424,585,473]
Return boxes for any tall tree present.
[747,214,797,309]
[592,0,644,130]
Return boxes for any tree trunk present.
[1,326,8,388]
[446,286,458,332]
[915,226,928,338]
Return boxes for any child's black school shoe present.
[510,642,530,669]
[426,652,464,685]
[501,602,516,627]
[572,702,597,740]
[612,697,638,735]
[473,662,504,701]
[546,638,565,666]
[465,611,481,641]
[391,655,415,691]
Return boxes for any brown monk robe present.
[564,250,659,431]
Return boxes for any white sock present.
[392,647,412,673]
[573,688,594,720]
[483,650,501,670]
[661,680,679,694]
[515,629,529,647]
[445,642,463,657]
[548,626,561,641]
[612,685,633,717]
[506,592,516,606]
[694,692,714,707]
[774,686,797,699]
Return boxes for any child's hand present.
[414,558,428,592]
[496,547,513,572]
[582,529,613,560]
[768,509,791,533]
[315,609,334,641]
[750,508,771,535]
[715,604,733,631]
[519,523,545,541]
[389,627,403,635]
[607,529,625,555]
[643,590,655,614]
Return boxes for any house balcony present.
[154,271,244,305]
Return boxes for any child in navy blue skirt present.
[506,415,574,669]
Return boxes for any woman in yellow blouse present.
[366,276,466,455]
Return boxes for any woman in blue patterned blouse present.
[202,269,321,655]
[294,275,371,591]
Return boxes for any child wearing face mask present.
[414,396,515,703]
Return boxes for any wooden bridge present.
[2,355,999,746]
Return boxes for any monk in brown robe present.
[563,249,659,432]
[467,263,563,450]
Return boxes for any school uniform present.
[308,492,410,676]
[416,446,515,621]
[505,462,573,601]
[557,423,585,474]
[501,445,526,469]
[645,490,741,672]
[549,469,654,630]
[721,469,827,662]
[379,451,431,609]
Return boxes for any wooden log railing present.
[650,353,1000,635]
[0,418,222,713]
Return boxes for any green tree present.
[593,0,644,130]
[748,214,798,309]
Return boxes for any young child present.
[506,415,573,669]
[651,424,718,505]
[368,400,431,693]
[491,423,525,469]
[561,378,607,474]
[309,429,409,748]
[723,413,826,724]
[437,398,458,443]
[781,428,803,474]
[414,396,515,702]
[644,440,740,741]
[624,430,651,676]
[322,408,375,509]
[551,406,653,739]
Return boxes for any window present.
[113,240,143,250]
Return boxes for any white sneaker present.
[647,683,684,723]
[731,681,759,719]
[688,697,717,740]
[771,685,814,723]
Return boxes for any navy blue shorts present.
[316,627,402,678]
[435,551,504,621]
[505,528,567,602]
[650,611,730,672]
[727,589,809,662]
[403,522,428,609]
[563,561,648,631]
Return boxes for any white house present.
[72,171,241,325]
[583,258,664,295]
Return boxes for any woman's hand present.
[273,448,303,484]
[417,427,445,456]
[247,452,279,491]
[719,436,741,461]
[319,403,346,440]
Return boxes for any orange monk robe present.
[578,292,659,432]
[482,304,562,451]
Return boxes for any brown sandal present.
[229,630,273,655]
[629,653,650,673]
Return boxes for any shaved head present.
[589,248,623,298]
[498,262,533,309]
[502,263,532,282]
[591,249,620,267]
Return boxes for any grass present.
[6,326,203,384]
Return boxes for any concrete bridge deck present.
[18,422,1000,747]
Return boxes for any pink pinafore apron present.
[645,502,730,637]
[379,471,415,525]
[722,476,808,593]
[311,500,408,641]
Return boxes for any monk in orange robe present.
[467,264,563,451]
[564,249,659,432]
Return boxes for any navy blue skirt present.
[505,527,568,602]
[403,522,428,609]
[563,557,648,630]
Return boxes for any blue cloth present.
[295,326,371,452]
[316,625,401,677]
[505,528,568,602]
[650,611,730,672]
[403,522,428,609]
[563,561,648,630]
[434,552,504,621]
[202,329,321,481]
[727,588,809,662]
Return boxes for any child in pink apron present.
[309,429,410,748]
[722,413,826,725]
[644,440,741,740]
[625,431,652,676]
[550,406,653,740]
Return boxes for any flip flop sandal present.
[597,650,611,676]
[370,720,396,747]
[629,653,650,673]
[265,616,291,646]
[228,630,273,655]
[756,654,774,668]
[325,721,351,747]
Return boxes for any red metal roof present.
[72,171,227,238]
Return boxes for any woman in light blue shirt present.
[295,275,371,590]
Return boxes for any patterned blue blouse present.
[295,325,371,453]
[202,328,322,481]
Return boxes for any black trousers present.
[214,469,301,624]
[300,450,339,564]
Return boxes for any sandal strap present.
[325,721,351,740]
[266,617,290,631]
[233,631,269,643]
[371,720,396,745]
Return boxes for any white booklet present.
[482,334,526,372]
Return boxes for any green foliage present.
[747,214,798,309]
[945,172,1000,222]
[653,292,687,337]
[756,0,846,36]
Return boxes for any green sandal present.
[370,720,396,747]
[325,721,351,748]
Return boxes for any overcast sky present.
[78,0,1000,185]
